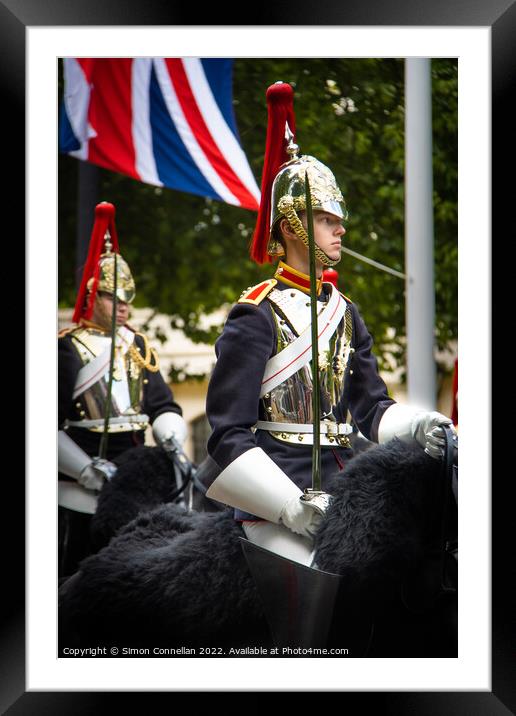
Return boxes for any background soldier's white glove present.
[152,412,187,448]
[78,457,118,491]
[280,493,331,539]
[59,431,117,490]
[378,404,456,460]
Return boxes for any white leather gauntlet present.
[280,494,331,538]
[58,431,116,491]
[412,411,456,460]
[207,448,331,538]
[378,403,455,460]
[58,430,94,480]
[78,458,117,491]
[207,447,302,524]
[152,412,187,447]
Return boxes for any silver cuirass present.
[260,286,353,447]
[67,326,149,433]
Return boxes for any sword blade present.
[99,252,118,459]
[305,174,321,492]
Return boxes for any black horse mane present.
[60,438,457,656]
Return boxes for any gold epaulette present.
[238,278,277,306]
[340,292,353,304]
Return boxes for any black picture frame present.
[6,0,510,711]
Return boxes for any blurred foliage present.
[58,58,457,380]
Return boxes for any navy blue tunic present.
[58,330,183,462]
[206,282,395,521]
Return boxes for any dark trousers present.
[58,506,93,581]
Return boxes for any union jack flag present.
[59,58,261,211]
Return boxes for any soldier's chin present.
[325,248,342,263]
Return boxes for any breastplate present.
[69,327,147,432]
[260,288,353,442]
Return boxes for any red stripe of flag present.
[87,59,138,180]
[76,58,96,83]
[165,58,258,210]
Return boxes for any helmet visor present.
[313,199,348,222]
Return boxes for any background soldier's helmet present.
[250,82,347,267]
[73,201,135,323]
[88,239,136,305]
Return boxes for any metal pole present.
[404,58,437,409]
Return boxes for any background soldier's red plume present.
[73,202,120,323]
[250,82,297,264]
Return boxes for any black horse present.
[88,443,221,552]
[59,436,457,657]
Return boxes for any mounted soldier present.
[204,83,456,643]
[58,201,188,578]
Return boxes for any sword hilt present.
[300,488,333,516]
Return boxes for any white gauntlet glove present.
[412,411,456,460]
[78,457,117,491]
[152,412,187,448]
[59,430,116,486]
[280,492,332,539]
[207,447,329,532]
[378,404,456,460]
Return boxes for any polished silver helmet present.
[267,129,347,266]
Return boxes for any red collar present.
[273,261,323,296]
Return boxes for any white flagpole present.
[404,58,437,409]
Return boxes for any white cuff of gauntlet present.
[152,412,187,447]
[58,430,93,480]
[377,403,427,444]
[58,483,98,514]
[206,447,302,524]
[378,403,454,453]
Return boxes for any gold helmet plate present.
[269,155,347,266]
[87,234,136,304]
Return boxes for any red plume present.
[72,202,120,323]
[250,82,297,264]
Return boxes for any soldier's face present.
[279,210,345,271]
[92,292,130,329]
[306,211,346,262]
